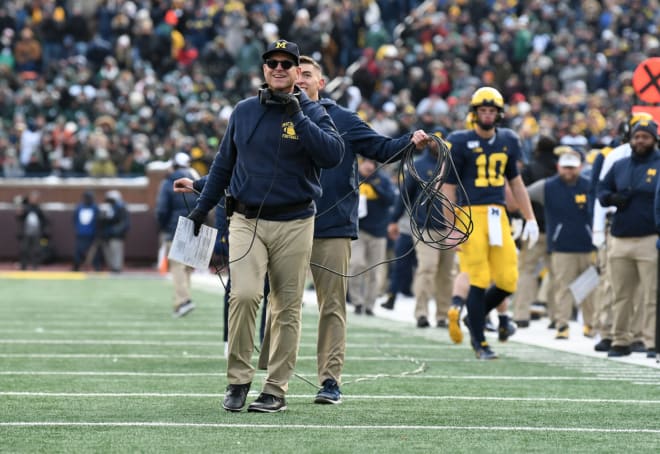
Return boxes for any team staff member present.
[186,40,345,413]
[442,87,539,360]
[591,112,654,352]
[156,152,200,318]
[348,158,397,316]
[258,55,431,405]
[598,119,660,358]
[388,140,457,330]
[526,148,595,340]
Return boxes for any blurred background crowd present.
[1,0,660,179]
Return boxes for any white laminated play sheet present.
[168,216,218,269]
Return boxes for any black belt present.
[235,200,312,219]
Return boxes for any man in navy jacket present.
[177,55,430,406]
[526,148,595,340]
[186,40,345,413]
[259,55,431,404]
[598,119,660,358]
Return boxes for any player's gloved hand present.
[510,218,524,241]
[606,192,630,209]
[521,219,539,249]
[187,208,207,236]
[592,230,606,248]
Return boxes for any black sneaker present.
[247,393,287,413]
[354,305,363,315]
[380,293,395,310]
[417,315,430,328]
[173,300,195,318]
[630,341,647,353]
[513,319,530,328]
[436,319,448,328]
[547,320,556,330]
[647,348,656,359]
[223,383,251,412]
[314,379,342,404]
[607,345,632,357]
[498,321,516,342]
[594,338,612,352]
[365,308,374,316]
[475,342,498,360]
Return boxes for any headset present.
[258,84,301,106]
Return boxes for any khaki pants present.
[593,243,614,338]
[608,235,657,348]
[413,241,456,323]
[227,213,314,397]
[550,252,595,329]
[348,231,387,311]
[259,237,351,385]
[310,237,350,384]
[165,241,194,308]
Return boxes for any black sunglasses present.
[265,59,295,70]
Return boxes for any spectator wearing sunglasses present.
[185,39,345,413]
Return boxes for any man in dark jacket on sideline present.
[156,152,200,317]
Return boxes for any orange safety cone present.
[158,244,169,275]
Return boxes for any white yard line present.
[0,371,655,382]
[1,421,659,433]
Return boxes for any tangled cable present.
[397,133,473,251]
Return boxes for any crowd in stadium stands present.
[1,0,660,178]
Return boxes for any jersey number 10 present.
[475,152,507,188]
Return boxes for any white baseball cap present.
[172,152,190,167]
[558,151,582,167]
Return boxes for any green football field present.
[1,273,659,453]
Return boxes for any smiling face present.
[263,51,301,93]
[297,61,325,101]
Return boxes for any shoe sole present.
[447,308,463,344]
[247,405,287,413]
[173,304,195,318]
[314,396,342,405]
[475,352,498,360]
[223,405,244,412]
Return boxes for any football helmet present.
[469,87,504,129]
[470,87,505,111]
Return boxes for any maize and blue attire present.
[193,87,344,398]
[348,166,396,313]
[446,127,522,346]
[528,174,595,334]
[598,149,660,352]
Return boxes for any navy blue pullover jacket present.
[544,175,593,253]
[156,167,200,241]
[598,149,660,238]
[357,168,397,237]
[314,98,411,239]
[390,149,444,231]
[194,88,344,221]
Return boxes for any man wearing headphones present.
[178,55,431,405]
[186,40,344,413]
